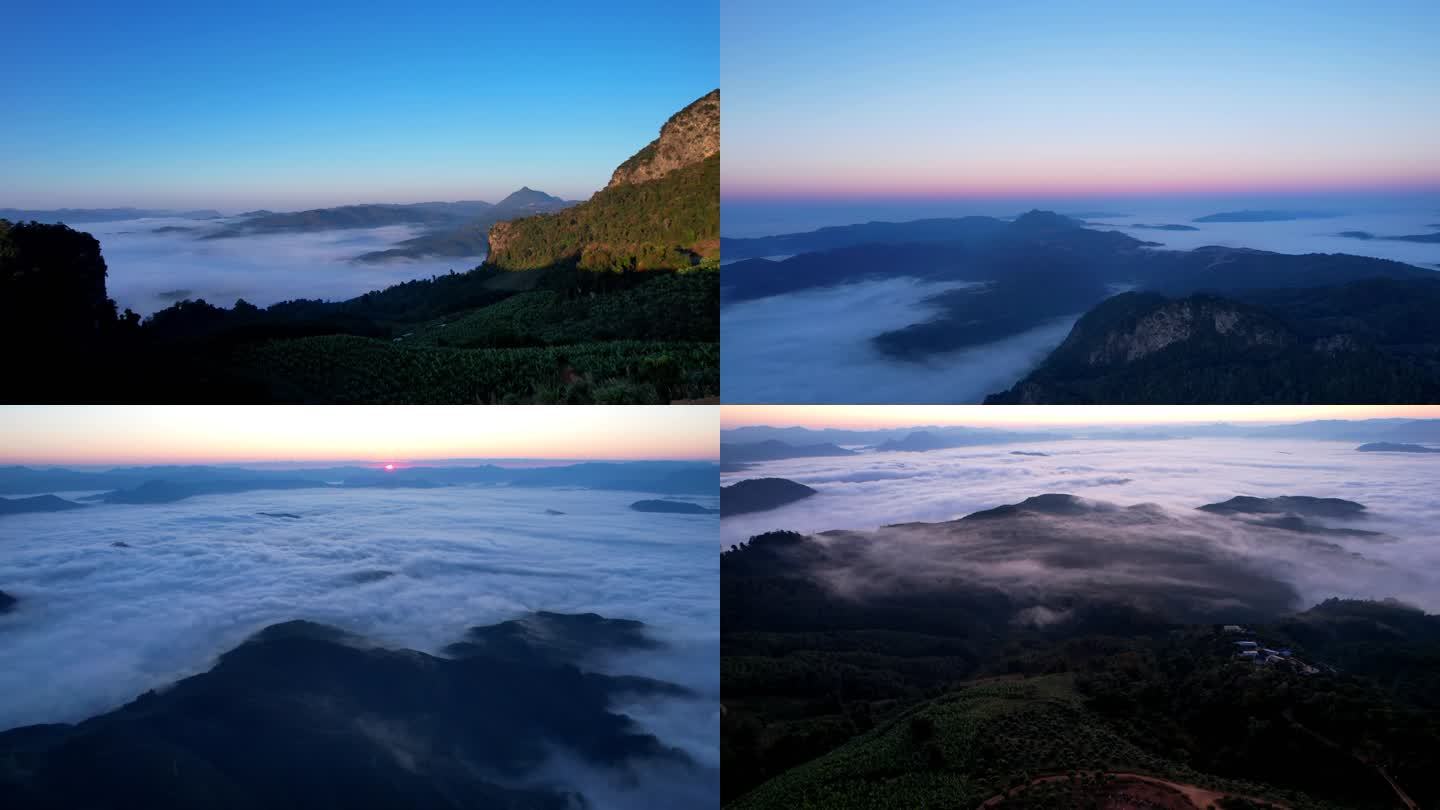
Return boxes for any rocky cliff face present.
[607,89,719,189]
[485,89,720,272]
[981,290,1433,404]
[486,219,517,260]
[1072,297,1295,368]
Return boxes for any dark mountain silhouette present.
[1,220,133,393]
[350,188,575,263]
[100,478,332,504]
[721,440,857,464]
[443,611,664,666]
[0,462,719,501]
[987,277,1440,403]
[722,210,1433,381]
[1131,223,1200,231]
[0,494,86,516]
[0,590,15,613]
[1336,230,1440,244]
[722,212,1148,306]
[1193,210,1340,222]
[962,492,1113,520]
[203,199,500,238]
[720,216,1009,261]
[1197,495,1367,519]
[629,499,717,514]
[720,478,817,516]
[875,431,954,452]
[0,613,707,809]
[0,208,221,223]
[1357,442,1440,453]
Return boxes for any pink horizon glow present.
[722,177,1440,201]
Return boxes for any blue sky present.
[1,1,717,209]
[722,0,1440,199]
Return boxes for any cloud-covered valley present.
[83,217,483,315]
[721,437,1440,613]
[0,483,717,806]
[721,277,1077,403]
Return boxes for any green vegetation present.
[722,531,1440,809]
[487,155,719,272]
[235,337,718,404]
[408,268,717,349]
[3,223,718,403]
[730,676,1318,810]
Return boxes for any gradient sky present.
[0,406,718,465]
[722,405,1440,430]
[722,0,1440,199]
[0,2,716,209]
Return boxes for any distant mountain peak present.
[1010,210,1085,231]
[494,187,564,209]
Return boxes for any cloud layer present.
[82,217,484,315]
[1083,209,1440,268]
[721,277,1076,403]
[721,437,1440,612]
[0,483,718,801]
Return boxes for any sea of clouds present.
[720,277,1078,403]
[721,437,1440,613]
[81,216,483,316]
[0,483,717,806]
[719,208,1439,404]
[1087,209,1440,267]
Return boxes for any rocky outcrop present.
[484,89,719,272]
[485,218,518,260]
[608,89,719,188]
[1075,296,1294,368]
[982,285,1440,404]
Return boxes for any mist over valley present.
[0,460,719,809]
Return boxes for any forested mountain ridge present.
[0,92,720,404]
[722,499,1440,809]
[485,89,720,273]
[986,277,1440,404]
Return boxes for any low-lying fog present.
[720,207,1438,403]
[82,216,483,315]
[0,484,718,789]
[1086,210,1440,267]
[721,277,1077,403]
[721,437,1440,612]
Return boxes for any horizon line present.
[722,185,1440,202]
[0,456,719,469]
[720,406,1440,431]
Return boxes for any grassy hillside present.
[486,154,719,272]
[731,676,1318,810]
